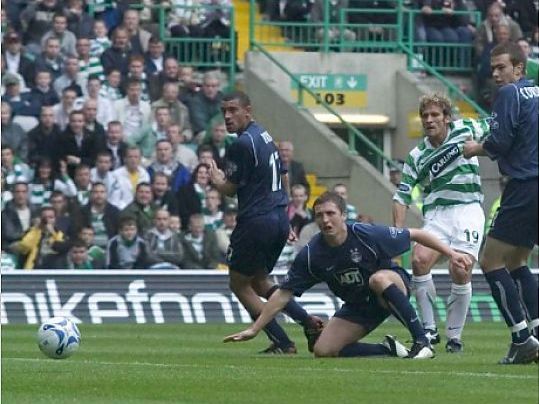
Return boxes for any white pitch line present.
[4,357,536,380]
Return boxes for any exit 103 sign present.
[291,73,367,108]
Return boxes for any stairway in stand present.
[306,174,327,209]
[232,0,293,64]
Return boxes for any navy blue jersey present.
[224,121,288,220]
[280,223,411,304]
[483,78,538,180]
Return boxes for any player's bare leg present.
[412,244,441,344]
[313,318,366,357]
[480,237,539,364]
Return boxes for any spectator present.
[1,182,37,250]
[169,214,182,235]
[198,0,233,38]
[124,54,151,102]
[167,124,199,172]
[53,86,78,131]
[82,76,115,127]
[53,56,84,98]
[131,106,172,158]
[203,187,223,230]
[106,216,159,269]
[287,183,312,236]
[65,0,94,38]
[388,159,405,187]
[144,36,167,77]
[202,117,234,169]
[1,75,35,117]
[56,110,98,177]
[147,139,191,193]
[196,144,216,167]
[27,106,63,168]
[90,151,119,197]
[416,0,475,44]
[474,2,522,56]
[177,163,211,229]
[57,239,95,269]
[76,37,105,87]
[517,37,538,84]
[80,182,120,249]
[152,82,193,141]
[181,213,221,269]
[98,121,129,171]
[9,205,69,269]
[311,0,356,48]
[28,158,76,208]
[214,206,237,258]
[169,0,204,38]
[122,9,152,56]
[49,190,80,239]
[33,37,64,82]
[90,19,112,58]
[114,79,152,140]
[188,71,223,141]
[151,172,180,215]
[72,163,93,207]
[178,65,200,107]
[41,13,77,58]
[145,208,184,268]
[1,146,32,191]
[2,31,35,85]
[20,0,62,55]
[82,98,107,143]
[77,226,106,268]
[278,140,310,195]
[1,102,29,160]
[109,146,151,210]
[148,57,180,101]
[101,27,132,78]
[332,183,358,223]
[30,70,60,112]
[100,68,124,102]
[475,0,536,39]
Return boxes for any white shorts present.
[423,203,485,260]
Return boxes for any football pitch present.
[2,323,537,404]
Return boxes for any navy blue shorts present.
[334,267,411,333]
[489,178,538,249]
[227,208,289,276]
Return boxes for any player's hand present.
[449,252,473,272]
[208,159,226,186]
[462,138,481,158]
[223,328,258,343]
[288,227,298,242]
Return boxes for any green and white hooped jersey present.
[393,118,489,214]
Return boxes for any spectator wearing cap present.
[1,103,29,160]
[2,31,35,85]
[1,76,35,117]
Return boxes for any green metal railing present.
[250,42,399,171]
[86,3,236,84]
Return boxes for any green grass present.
[2,322,537,404]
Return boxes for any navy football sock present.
[339,342,389,357]
[485,268,530,343]
[510,266,539,336]
[265,285,309,325]
[250,312,293,347]
[382,284,427,344]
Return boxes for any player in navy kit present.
[464,42,539,364]
[209,91,322,354]
[224,192,472,359]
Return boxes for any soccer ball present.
[37,317,81,359]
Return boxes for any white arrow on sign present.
[347,76,358,89]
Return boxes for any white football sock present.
[413,274,437,330]
[446,282,472,341]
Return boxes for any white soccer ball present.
[37,317,81,359]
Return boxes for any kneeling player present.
[224,192,472,359]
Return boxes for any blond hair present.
[418,93,452,117]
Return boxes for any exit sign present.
[291,73,367,108]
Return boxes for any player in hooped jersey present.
[464,42,539,364]
[393,94,489,353]
[209,91,322,354]
[224,192,472,359]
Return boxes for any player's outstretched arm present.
[409,228,473,271]
[223,288,294,343]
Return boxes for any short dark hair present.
[313,191,346,214]
[222,91,251,107]
[119,216,137,229]
[70,239,88,250]
[491,42,527,71]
